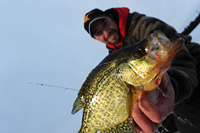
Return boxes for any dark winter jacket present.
[105,7,199,105]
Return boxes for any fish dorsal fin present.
[100,118,137,133]
[71,95,84,114]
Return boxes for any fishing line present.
[29,82,79,91]
[156,88,197,129]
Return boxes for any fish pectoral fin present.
[71,96,84,114]
[100,118,137,133]
[127,88,134,118]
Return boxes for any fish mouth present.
[152,54,176,87]
[152,40,182,86]
[151,56,172,87]
[166,38,183,60]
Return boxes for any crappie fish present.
[72,31,183,133]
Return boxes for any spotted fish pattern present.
[72,31,183,133]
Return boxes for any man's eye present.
[102,20,108,28]
[96,32,99,36]
[95,31,102,36]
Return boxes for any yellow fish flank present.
[72,31,184,133]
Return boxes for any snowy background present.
[0,0,200,133]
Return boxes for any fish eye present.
[134,48,145,58]
[136,49,143,55]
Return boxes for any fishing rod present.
[182,11,200,35]
[29,84,196,129]
[29,82,79,91]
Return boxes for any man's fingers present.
[132,73,175,132]
[139,93,165,123]
[135,126,144,133]
[133,102,158,133]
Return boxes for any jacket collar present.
[106,7,130,50]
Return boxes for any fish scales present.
[82,61,130,131]
[72,31,183,133]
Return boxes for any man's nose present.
[103,28,109,35]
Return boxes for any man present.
[84,7,200,133]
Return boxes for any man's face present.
[90,17,120,45]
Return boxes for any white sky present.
[0,0,200,133]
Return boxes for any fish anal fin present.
[100,118,137,133]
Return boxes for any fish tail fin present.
[71,96,84,114]
[100,118,137,133]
